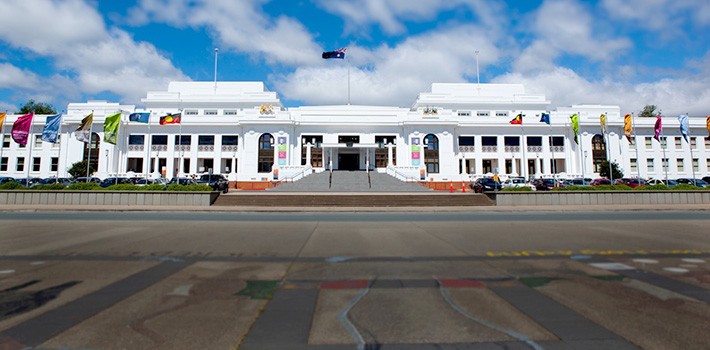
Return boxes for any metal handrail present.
[386,166,419,182]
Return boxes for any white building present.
[1,81,709,189]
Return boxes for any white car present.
[502,177,536,190]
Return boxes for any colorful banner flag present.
[539,112,550,125]
[570,114,579,144]
[706,116,710,138]
[11,113,34,145]
[159,113,181,125]
[653,116,662,141]
[103,112,121,145]
[322,48,346,59]
[677,114,689,143]
[623,114,633,142]
[0,112,6,127]
[600,113,607,134]
[41,113,62,143]
[129,112,150,123]
[74,113,93,143]
[509,113,523,125]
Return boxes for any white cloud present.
[0,0,187,103]
[129,0,322,66]
[275,25,500,106]
[0,63,41,90]
[601,0,710,34]
[0,101,16,114]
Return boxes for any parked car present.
[532,178,558,191]
[197,174,229,193]
[38,177,74,186]
[167,177,199,186]
[134,178,167,187]
[590,178,612,186]
[14,177,42,187]
[676,178,709,188]
[567,178,592,186]
[663,179,679,187]
[472,177,502,193]
[0,176,16,184]
[99,177,134,188]
[73,177,102,184]
[703,176,710,184]
[618,178,647,188]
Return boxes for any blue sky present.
[0,0,709,115]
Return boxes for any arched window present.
[83,132,100,174]
[258,133,274,173]
[592,134,607,173]
[424,133,439,173]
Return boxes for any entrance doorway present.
[338,153,359,170]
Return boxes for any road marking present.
[662,267,689,273]
[29,261,45,266]
[632,259,659,264]
[487,249,710,257]
[682,258,706,264]
[589,262,635,271]
[0,270,14,274]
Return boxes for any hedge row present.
[497,184,710,192]
[0,182,212,192]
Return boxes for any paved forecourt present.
[0,211,708,349]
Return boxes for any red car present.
[619,178,647,188]
[590,178,612,186]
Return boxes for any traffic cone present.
[461,180,466,192]
[449,181,454,193]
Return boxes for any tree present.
[599,160,624,179]
[639,105,657,118]
[67,160,95,179]
[18,99,57,115]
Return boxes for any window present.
[674,137,682,149]
[458,136,475,146]
[692,158,699,172]
[629,137,636,150]
[660,137,668,148]
[224,110,238,115]
[482,136,497,146]
[205,110,218,115]
[677,159,684,172]
[476,111,490,117]
[647,159,654,172]
[301,135,323,167]
[495,111,508,117]
[592,134,607,173]
[0,157,7,171]
[630,159,637,172]
[705,138,710,148]
[644,137,652,148]
[16,157,24,171]
[185,110,198,115]
[691,138,697,149]
[51,157,59,172]
[127,158,143,172]
[2,135,9,148]
[662,158,669,169]
[129,135,145,145]
[375,135,396,167]
[527,136,542,146]
[34,135,42,148]
[707,159,710,172]
[32,157,41,172]
[198,135,214,145]
[504,136,520,146]
[174,135,191,145]
[258,133,274,173]
[457,111,471,117]
[424,134,439,173]
[550,136,564,146]
[152,135,168,145]
[222,135,238,145]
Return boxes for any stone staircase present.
[270,171,430,192]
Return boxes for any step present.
[212,194,494,207]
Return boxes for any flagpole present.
[179,122,183,177]
[0,113,5,173]
[520,115,527,180]
[661,121,668,184]
[631,112,640,179]
[347,54,351,106]
[549,120,555,178]
[26,118,34,183]
[146,113,151,180]
[86,111,93,181]
[688,113,696,184]
[214,48,219,93]
[604,113,612,184]
[578,111,585,183]
[56,113,63,177]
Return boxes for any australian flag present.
[322,48,346,59]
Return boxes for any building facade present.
[1,81,709,189]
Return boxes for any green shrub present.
[143,184,167,191]
[635,184,670,191]
[553,185,594,191]
[30,184,67,190]
[166,184,212,192]
[67,182,104,191]
[501,187,533,192]
[105,184,142,191]
[0,182,25,190]
[671,184,705,191]
[595,185,633,191]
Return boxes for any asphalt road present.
[0,210,708,349]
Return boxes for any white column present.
[305,142,313,167]
[386,143,393,167]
